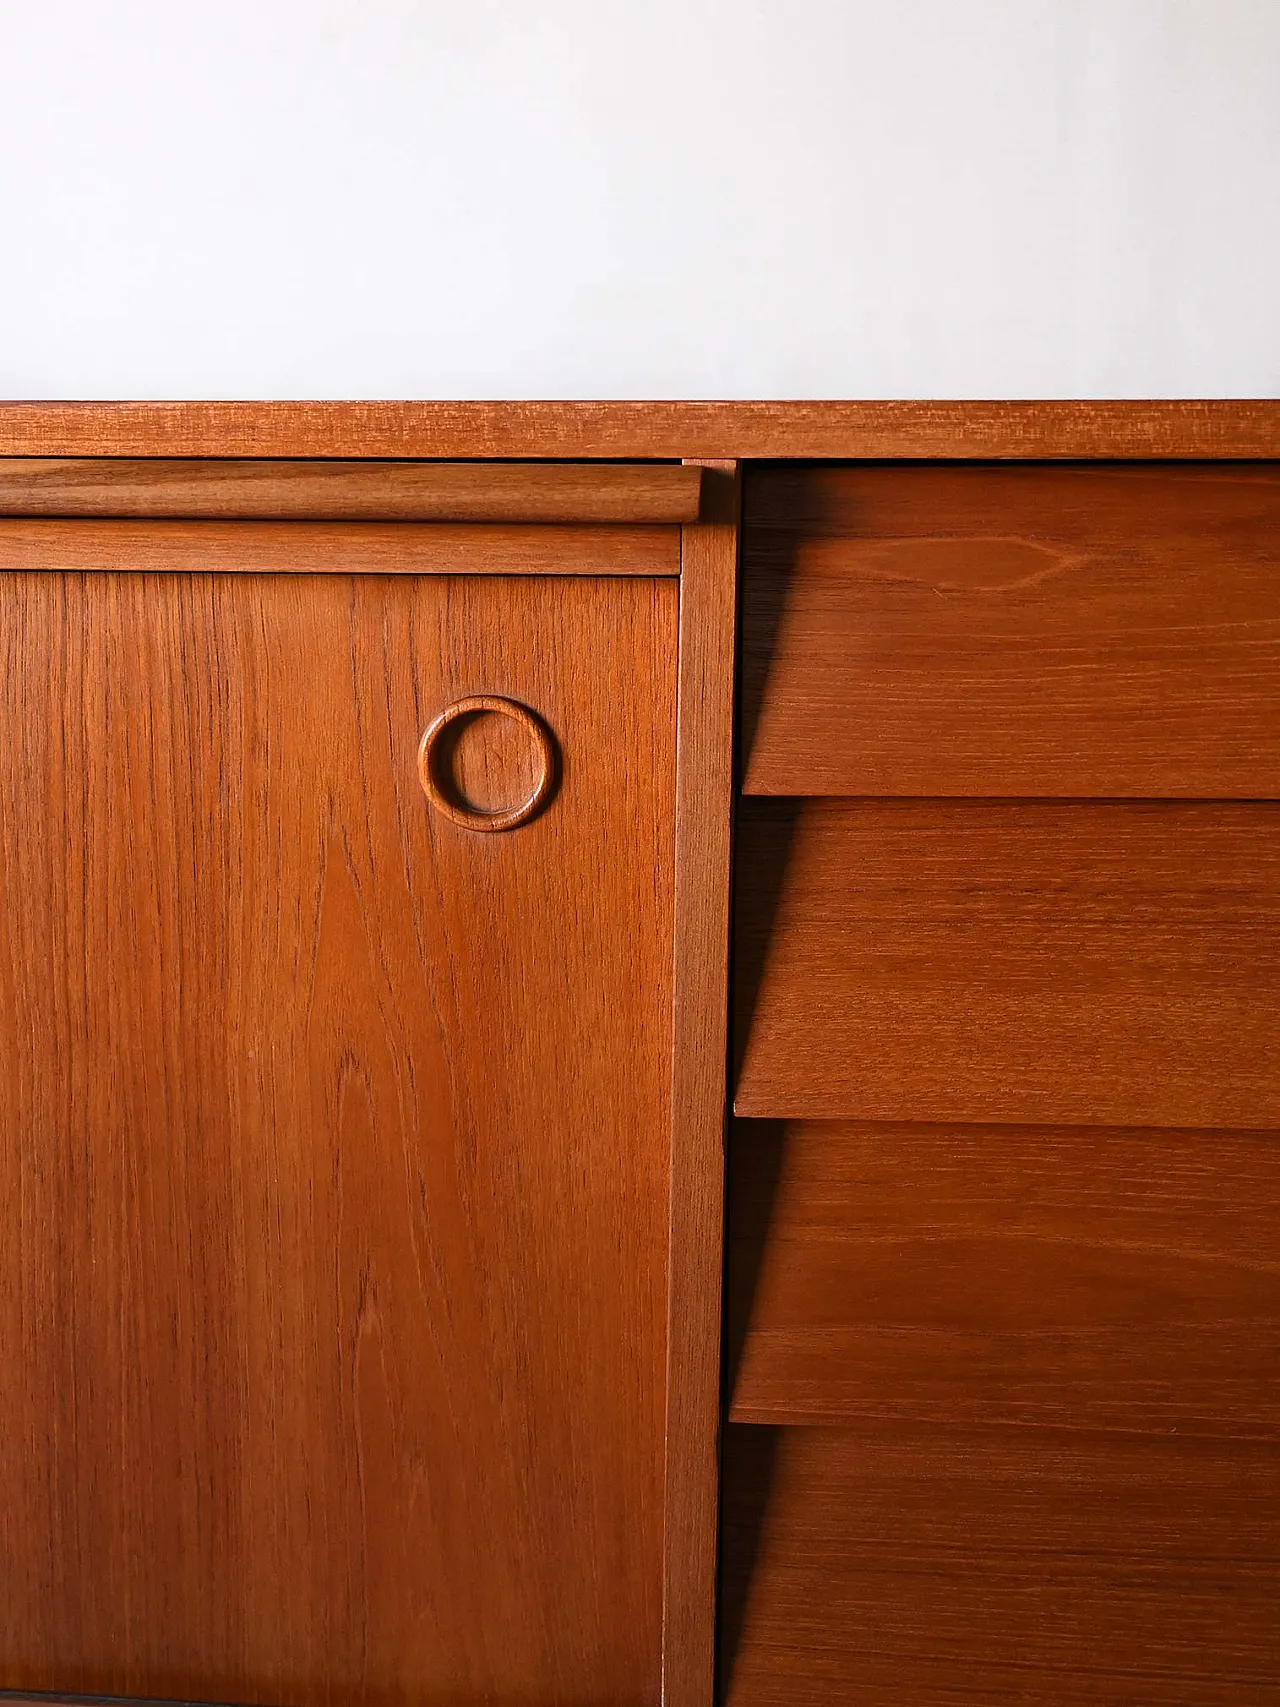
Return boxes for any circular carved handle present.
[417,694,555,832]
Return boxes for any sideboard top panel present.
[1,401,1278,461]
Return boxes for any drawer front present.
[728,1120,1280,1436]
[0,570,675,1702]
[742,463,1280,798]
[721,1424,1280,1707]
[734,799,1280,1128]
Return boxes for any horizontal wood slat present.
[742,463,1280,798]
[720,1423,1280,1707]
[0,519,679,576]
[1,401,1279,460]
[0,459,703,523]
[734,800,1280,1129]
[727,1119,1280,1437]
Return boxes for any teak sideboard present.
[0,400,1277,1707]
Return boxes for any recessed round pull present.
[417,695,555,832]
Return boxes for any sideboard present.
[1,400,1277,1707]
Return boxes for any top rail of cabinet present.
[0,401,1278,462]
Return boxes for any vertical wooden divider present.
[663,461,740,1707]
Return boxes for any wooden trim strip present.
[1,401,1278,460]
[0,1697,243,1707]
[663,461,739,1707]
[0,458,703,522]
[0,519,679,576]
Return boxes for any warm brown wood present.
[734,800,1280,1129]
[0,458,704,522]
[742,463,1280,797]
[0,571,677,1703]
[662,463,739,1707]
[727,1119,1280,1436]
[417,694,556,833]
[720,1423,1280,1706]
[0,517,678,576]
[1,401,1278,460]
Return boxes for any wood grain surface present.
[0,518,679,575]
[1,400,1278,460]
[0,1699,236,1706]
[0,571,677,1703]
[734,800,1280,1128]
[727,1119,1280,1436]
[662,464,739,1707]
[0,458,703,522]
[741,463,1280,797]
[720,1423,1280,1706]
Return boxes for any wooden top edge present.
[0,401,1278,460]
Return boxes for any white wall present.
[2,0,1277,400]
